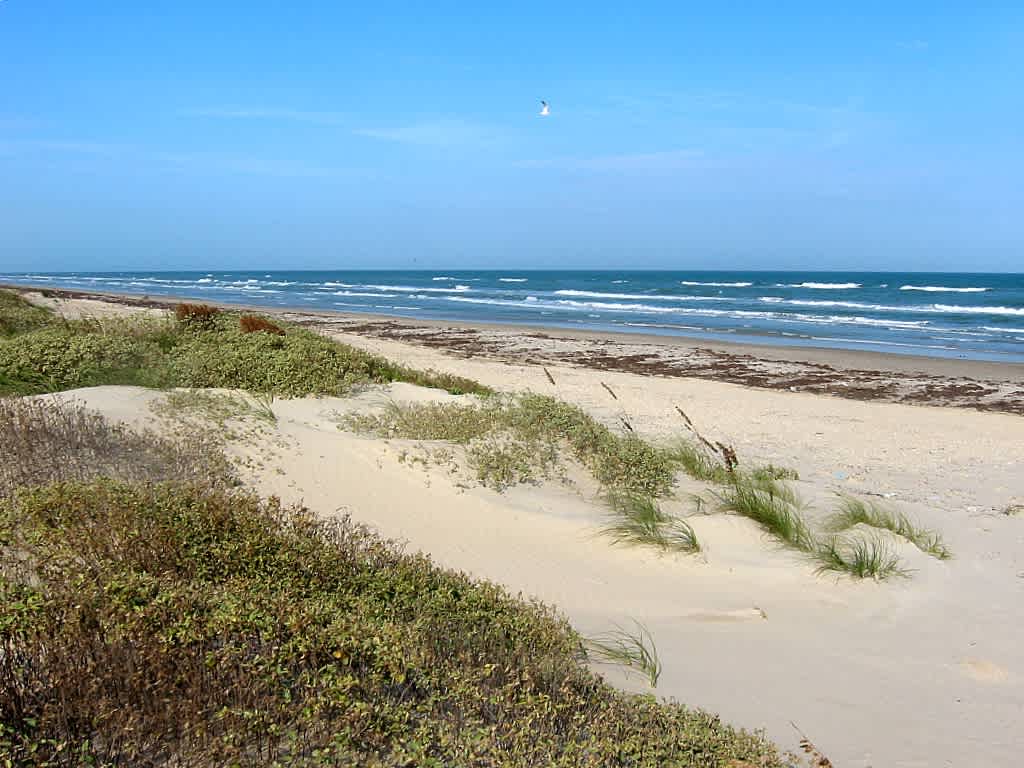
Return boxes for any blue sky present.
[1,1,1022,272]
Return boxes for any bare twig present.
[600,381,619,400]
[542,366,556,386]
[790,722,834,767]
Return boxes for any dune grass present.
[814,534,910,580]
[602,492,701,555]
[585,621,664,688]
[714,475,816,553]
[715,477,915,580]
[0,292,491,398]
[0,476,781,766]
[827,496,951,560]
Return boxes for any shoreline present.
[8,282,1023,415]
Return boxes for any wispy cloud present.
[353,118,503,148]
[184,107,351,126]
[155,150,350,179]
[0,139,124,157]
[520,149,705,172]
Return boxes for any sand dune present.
[23,292,1024,766]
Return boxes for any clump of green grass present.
[814,534,910,580]
[827,497,951,560]
[666,439,800,487]
[585,620,663,687]
[666,440,735,484]
[714,475,816,552]
[0,290,53,337]
[0,480,781,766]
[602,492,701,554]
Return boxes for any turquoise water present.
[3,270,1023,362]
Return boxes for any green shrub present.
[0,325,166,392]
[0,480,782,767]
[0,306,491,398]
[0,290,52,337]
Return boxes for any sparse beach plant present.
[668,440,735,483]
[814,534,910,581]
[828,497,951,560]
[602,492,701,554]
[0,397,233,497]
[585,620,663,687]
[715,475,815,552]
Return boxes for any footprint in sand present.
[960,659,1009,683]
[682,607,768,623]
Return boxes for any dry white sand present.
[26,296,1024,767]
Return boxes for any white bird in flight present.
[539,100,550,116]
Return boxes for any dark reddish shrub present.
[239,315,286,336]
[174,303,221,326]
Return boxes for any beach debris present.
[789,722,834,767]
[675,406,739,474]
[542,366,556,385]
[601,381,619,400]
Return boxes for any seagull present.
[539,100,550,116]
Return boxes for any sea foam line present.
[555,289,727,302]
[900,285,990,293]
[680,280,753,287]
[780,282,862,289]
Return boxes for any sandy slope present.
[57,375,1024,768]
[20,295,1024,766]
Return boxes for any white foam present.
[759,297,1024,317]
[983,325,1024,333]
[932,304,1024,317]
[900,285,990,293]
[680,281,753,287]
[499,278,528,282]
[784,282,861,289]
[432,276,456,281]
[555,289,728,302]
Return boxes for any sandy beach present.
[12,287,1024,767]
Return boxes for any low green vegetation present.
[827,496,952,560]
[345,394,679,497]
[602,492,701,555]
[0,290,53,337]
[0,290,491,398]
[0,477,781,766]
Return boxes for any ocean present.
[3,270,1023,362]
